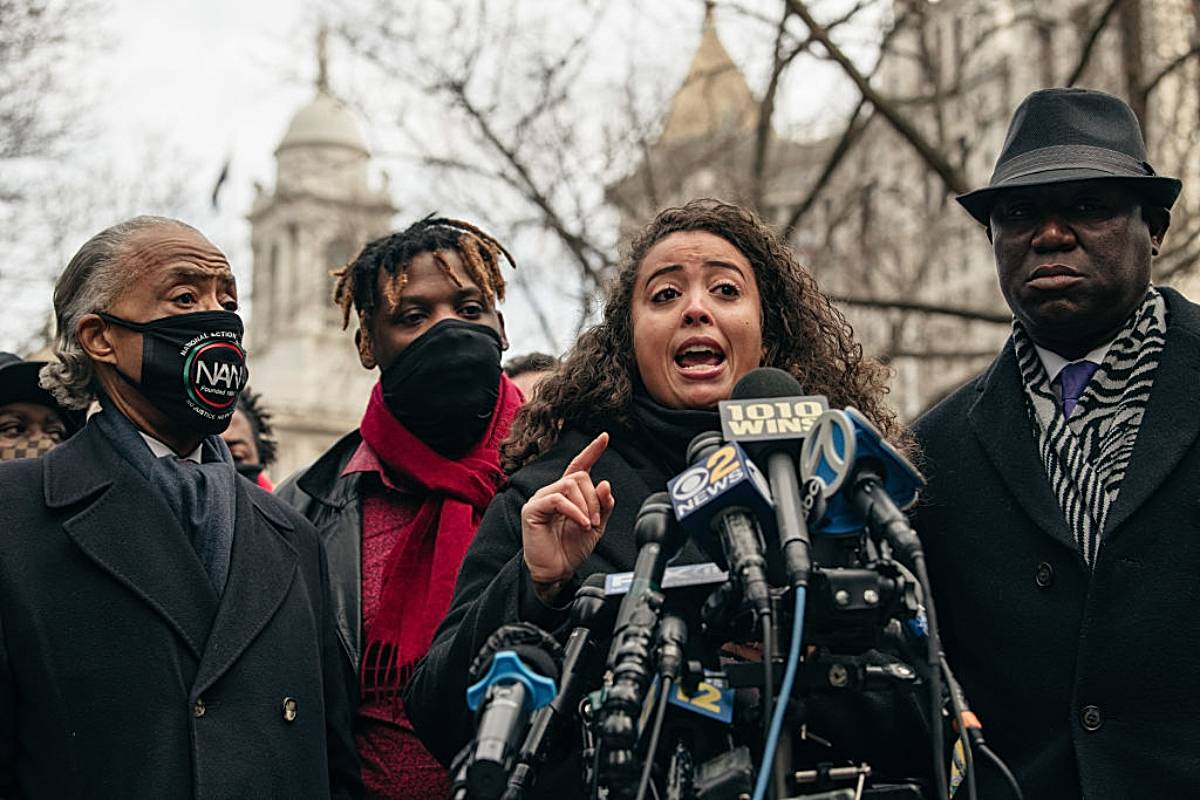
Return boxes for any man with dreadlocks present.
[277,215,521,798]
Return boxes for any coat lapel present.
[191,480,297,697]
[48,425,219,659]
[967,341,1079,553]
[1103,288,1200,537]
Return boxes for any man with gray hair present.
[0,217,360,797]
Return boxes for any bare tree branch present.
[437,79,611,288]
[1065,0,1122,86]
[781,99,874,233]
[751,4,794,210]
[1140,42,1200,98]
[784,0,969,195]
[829,294,1011,324]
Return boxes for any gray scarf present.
[1012,288,1167,566]
[93,405,238,592]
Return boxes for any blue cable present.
[752,587,806,800]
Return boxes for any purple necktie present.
[1059,361,1099,418]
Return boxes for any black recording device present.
[596,492,690,799]
[670,432,773,617]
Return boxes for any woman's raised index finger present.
[561,432,609,477]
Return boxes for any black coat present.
[275,431,366,676]
[912,286,1200,799]
[0,421,360,799]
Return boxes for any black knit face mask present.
[99,310,248,436]
[380,318,502,458]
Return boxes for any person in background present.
[0,216,359,798]
[0,352,85,460]
[277,215,522,799]
[503,351,558,400]
[915,88,1200,798]
[221,387,278,490]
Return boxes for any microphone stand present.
[503,581,608,799]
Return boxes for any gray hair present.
[40,215,198,409]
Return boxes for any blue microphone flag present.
[799,407,925,536]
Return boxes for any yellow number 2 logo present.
[706,445,739,483]
[676,682,722,713]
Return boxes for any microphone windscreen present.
[508,644,561,682]
[731,367,807,461]
[731,366,804,401]
[581,572,608,591]
[469,622,563,683]
[686,430,724,465]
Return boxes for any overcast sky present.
[1,0,866,355]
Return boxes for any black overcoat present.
[0,421,361,798]
[912,286,1200,799]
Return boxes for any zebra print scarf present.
[1012,288,1167,566]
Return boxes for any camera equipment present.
[454,391,1021,800]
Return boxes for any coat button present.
[192,698,206,718]
[282,697,298,723]
[1035,561,1055,589]
[1080,704,1103,731]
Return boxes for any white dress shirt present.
[138,431,203,464]
[1034,340,1113,403]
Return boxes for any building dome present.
[276,90,369,156]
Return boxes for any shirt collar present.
[138,431,203,464]
[1034,338,1113,385]
[341,437,408,494]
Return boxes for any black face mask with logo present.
[381,318,503,459]
[99,310,249,436]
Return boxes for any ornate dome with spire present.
[277,93,369,156]
[246,26,396,477]
[276,28,368,156]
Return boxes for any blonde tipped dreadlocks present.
[331,215,515,331]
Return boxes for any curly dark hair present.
[500,199,901,474]
[236,388,277,469]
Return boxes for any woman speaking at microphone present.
[405,199,902,792]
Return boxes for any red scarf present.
[358,374,523,696]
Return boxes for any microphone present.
[464,623,562,800]
[799,407,925,554]
[599,494,689,798]
[668,432,773,616]
[605,492,689,667]
[504,574,611,799]
[722,367,828,587]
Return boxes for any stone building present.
[246,36,396,478]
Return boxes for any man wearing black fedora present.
[913,87,1200,798]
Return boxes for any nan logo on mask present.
[99,309,249,435]
[184,335,248,415]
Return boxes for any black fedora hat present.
[0,352,86,434]
[957,88,1181,225]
